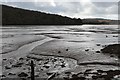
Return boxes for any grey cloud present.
[3,2,36,10]
[92,2,117,7]
[88,2,118,15]
[2,1,118,19]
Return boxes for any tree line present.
[2,5,82,25]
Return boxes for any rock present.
[106,70,120,77]
[85,49,89,51]
[100,74,111,80]
[58,51,61,53]
[63,77,70,80]
[46,72,53,76]
[61,64,66,68]
[114,70,120,75]
[18,72,28,77]
[66,49,69,51]
[8,73,16,75]
[12,62,23,67]
[113,35,118,37]
[110,54,114,57]
[106,35,108,37]
[35,73,39,77]
[26,58,30,61]
[47,73,57,80]
[5,66,11,69]
[44,61,49,64]
[71,74,78,78]
[20,78,26,80]
[0,75,6,77]
[118,55,120,58]
[92,75,98,79]
[3,58,7,61]
[52,58,57,62]
[97,70,104,73]
[96,44,101,46]
[71,74,86,80]
[101,44,120,55]
[65,72,71,74]
[12,64,21,67]
[106,70,114,78]
[114,75,120,79]
[78,77,86,80]
[85,69,93,72]
[96,51,101,53]
[19,57,24,60]
[43,65,50,69]
[41,68,43,71]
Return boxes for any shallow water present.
[1,25,119,58]
[2,25,119,52]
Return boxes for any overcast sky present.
[1,0,120,20]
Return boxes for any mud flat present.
[30,40,120,79]
[1,35,46,54]
[31,40,119,65]
[1,36,78,79]
[1,25,120,80]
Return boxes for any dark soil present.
[101,44,120,57]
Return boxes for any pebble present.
[85,49,89,51]
[5,66,11,69]
[43,65,50,69]
[97,70,104,73]
[18,72,28,77]
[12,63,23,67]
[85,69,93,72]
[46,72,53,76]
[96,44,101,46]
[61,64,66,68]
[66,49,69,51]
[110,54,114,57]
[65,72,71,74]
[118,55,120,58]
[92,75,98,79]
[8,73,16,75]
[0,75,6,78]
[19,57,24,60]
[96,51,101,53]
[113,35,118,37]
[58,51,61,53]
[3,58,7,61]
[71,74,86,80]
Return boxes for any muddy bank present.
[2,68,120,80]
[2,54,77,79]
[101,44,120,56]
[2,53,120,80]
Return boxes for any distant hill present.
[82,18,118,25]
[1,5,118,25]
[2,5,82,25]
